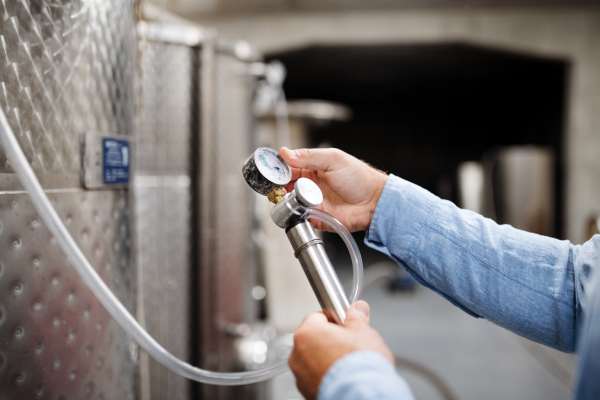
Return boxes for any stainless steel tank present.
[458,146,555,237]
[0,1,138,399]
[136,21,264,400]
[198,27,268,400]
[135,25,197,400]
[483,146,555,237]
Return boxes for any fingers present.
[344,300,371,330]
[284,180,295,193]
[284,167,311,192]
[290,167,304,181]
[280,147,341,171]
[298,311,329,330]
[309,218,332,233]
[294,312,336,347]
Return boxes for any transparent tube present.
[307,208,363,303]
[0,107,363,385]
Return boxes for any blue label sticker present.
[103,138,130,184]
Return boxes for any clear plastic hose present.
[0,107,363,385]
[307,208,363,303]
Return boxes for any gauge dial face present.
[254,148,291,185]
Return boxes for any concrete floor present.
[271,252,577,400]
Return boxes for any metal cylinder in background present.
[199,30,267,400]
[483,146,555,236]
[458,146,555,237]
[138,20,267,400]
[136,26,198,400]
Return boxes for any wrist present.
[365,172,388,230]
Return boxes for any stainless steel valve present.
[271,178,351,325]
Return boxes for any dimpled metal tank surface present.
[0,1,138,399]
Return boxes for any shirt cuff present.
[318,350,415,400]
[365,174,436,256]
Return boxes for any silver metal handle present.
[286,220,351,325]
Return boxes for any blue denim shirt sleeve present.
[365,175,600,353]
[318,351,415,400]
[318,175,598,399]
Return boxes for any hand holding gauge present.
[242,147,363,326]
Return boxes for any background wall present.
[184,7,600,245]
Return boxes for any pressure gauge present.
[243,147,292,202]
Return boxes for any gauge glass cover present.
[254,148,291,185]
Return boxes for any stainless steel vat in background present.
[137,21,265,399]
[197,26,267,400]
[458,146,555,237]
[0,1,139,399]
[136,30,197,400]
[457,161,485,216]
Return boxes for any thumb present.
[280,147,338,171]
[344,300,370,329]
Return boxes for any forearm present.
[366,175,597,352]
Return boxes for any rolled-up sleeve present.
[318,351,415,400]
[365,175,599,353]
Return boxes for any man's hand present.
[280,147,388,232]
[289,301,395,400]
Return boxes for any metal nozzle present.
[286,220,350,325]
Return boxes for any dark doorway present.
[267,43,568,239]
